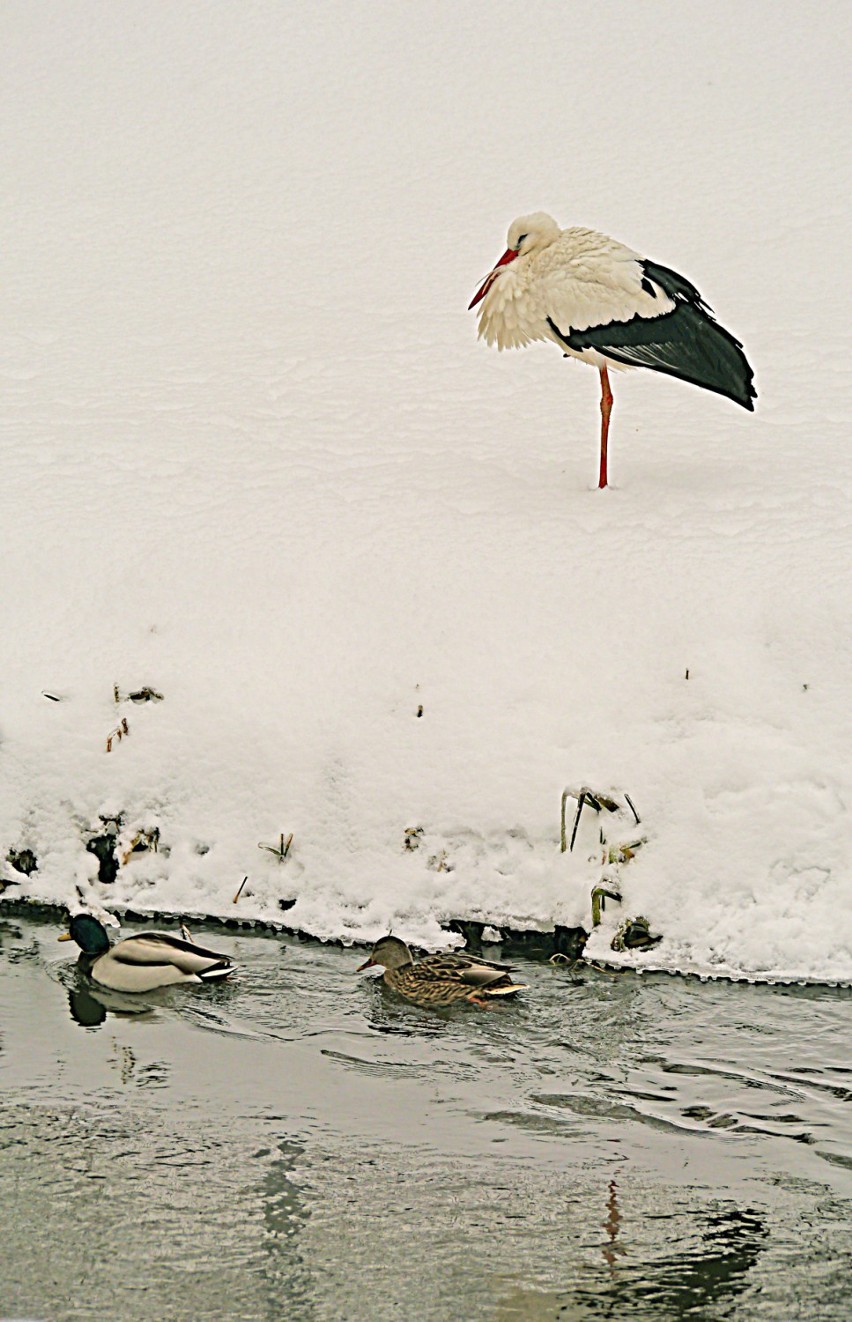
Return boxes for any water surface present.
[1,913,850,1320]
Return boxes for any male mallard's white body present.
[61,914,236,992]
[87,932,237,992]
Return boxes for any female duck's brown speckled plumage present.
[356,935,526,1008]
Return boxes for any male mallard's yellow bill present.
[58,932,73,942]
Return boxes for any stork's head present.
[505,212,561,256]
[469,212,561,309]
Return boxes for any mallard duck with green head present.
[59,913,237,992]
[356,935,526,1008]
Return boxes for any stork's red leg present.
[598,367,613,489]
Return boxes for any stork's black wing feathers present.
[640,260,710,311]
[549,259,756,411]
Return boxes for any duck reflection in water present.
[67,985,155,1028]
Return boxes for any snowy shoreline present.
[3,5,850,989]
[5,894,849,990]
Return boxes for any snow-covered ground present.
[2,2,850,982]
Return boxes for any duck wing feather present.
[419,952,516,989]
[111,933,236,977]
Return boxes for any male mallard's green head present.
[59,913,112,956]
[356,935,414,972]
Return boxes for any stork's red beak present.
[468,247,518,309]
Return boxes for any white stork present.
[469,213,756,488]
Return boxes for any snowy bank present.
[2,2,850,984]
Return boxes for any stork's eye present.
[517,233,528,246]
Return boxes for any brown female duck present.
[356,935,526,1008]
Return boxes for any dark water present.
[1,913,850,1321]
